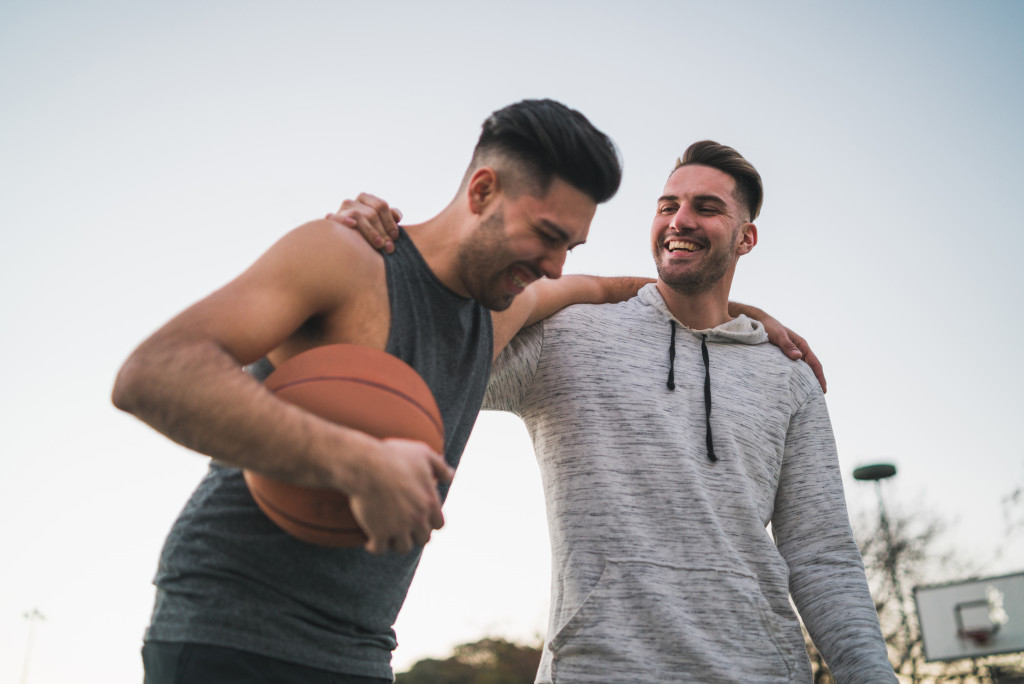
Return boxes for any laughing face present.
[458,176,596,311]
[650,164,754,295]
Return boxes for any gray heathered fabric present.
[144,228,492,680]
[484,284,894,684]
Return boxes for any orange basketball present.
[243,344,445,547]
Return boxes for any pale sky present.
[2,2,1022,682]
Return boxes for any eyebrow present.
[658,193,728,206]
[540,219,586,248]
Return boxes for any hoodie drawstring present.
[666,321,676,390]
[666,323,717,462]
[701,334,717,462]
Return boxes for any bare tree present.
[802,495,1024,684]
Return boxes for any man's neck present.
[655,279,733,330]
[400,206,472,298]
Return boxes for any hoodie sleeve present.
[771,384,896,684]
[482,321,544,415]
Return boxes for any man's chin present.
[478,291,515,312]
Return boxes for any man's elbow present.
[111,354,148,415]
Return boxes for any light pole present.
[21,608,45,684]
[854,463,915,677]
[853,463,897,536]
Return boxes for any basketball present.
[243,344,445,547]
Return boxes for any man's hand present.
[328,193,402,254]
[346,437,454,555]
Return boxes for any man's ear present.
[467,167,499,215]
[737,223,757,255]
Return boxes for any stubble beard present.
[655,230,738,295]
[456,210,515,311]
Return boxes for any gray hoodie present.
[484,284,894,684]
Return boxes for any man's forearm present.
[524,275,652,326]
[111,335,377,492]
[728,300,767,321]
[493,275,653,358]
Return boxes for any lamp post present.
[21,608,45,684]
[854,463,915,676]
[854,463,897,536]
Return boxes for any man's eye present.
[659,205,677,214]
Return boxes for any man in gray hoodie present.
[482,141,895,683]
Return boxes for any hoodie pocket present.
[548,560,793,683]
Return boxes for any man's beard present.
[456,209,516,311]
[655,231,738,295]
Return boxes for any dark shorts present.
[141,641,392,684]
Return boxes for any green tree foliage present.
[395,637,542,684]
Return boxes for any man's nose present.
[539,247,568,280]
[671,203,695,230]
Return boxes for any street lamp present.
[854,463,897,536]
[854,462,913,674]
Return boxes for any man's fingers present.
[388,534,414,555]
[430,455,455,485]
[412,526,432,548]
[356,192,400,242]
[428,504,445,532]
[785,329,826,393]
[329,195,396,253]
[803,348,827,394]
[364,535,387,555]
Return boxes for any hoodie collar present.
[637,283,768,345]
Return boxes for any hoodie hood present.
[637,283,768,345]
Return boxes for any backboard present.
[914,571,1024,662]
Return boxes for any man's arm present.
[490,275,652,359]
[772,391,896,682]
[112,220,451,554]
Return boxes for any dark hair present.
[473,99,621,204]
[674,141,763,220]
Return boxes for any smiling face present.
[457,176,596,311]
[650,163,755,295]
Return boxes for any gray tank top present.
[144,228,492,679]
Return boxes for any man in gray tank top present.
[112,99,629,683]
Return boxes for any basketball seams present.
[270,375,444,444]
[248,486,364,537]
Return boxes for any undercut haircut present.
[472,99,621,204]
[674,141,763,221]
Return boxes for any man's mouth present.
[666,239,703,253]
[508,266,538,292]
[511,272,531,288]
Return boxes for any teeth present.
[511,273,529,288]
[667,240,700,252]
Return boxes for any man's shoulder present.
[709,337,824,408]
[550,294,645,325]
[283,218,385,266]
